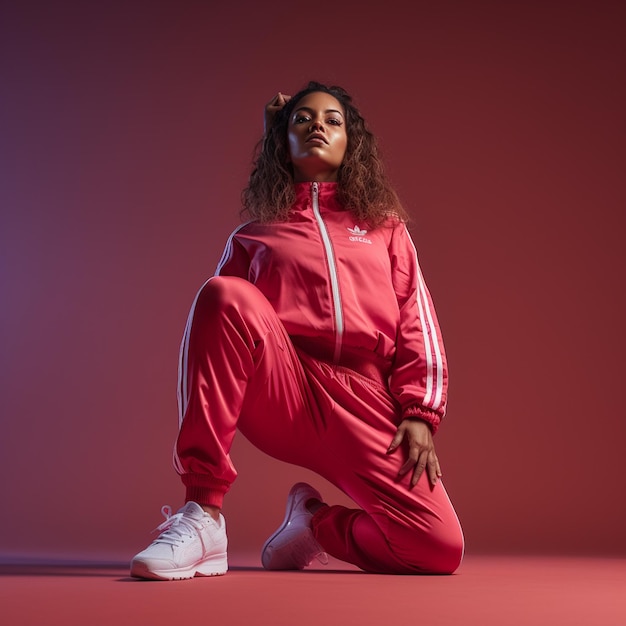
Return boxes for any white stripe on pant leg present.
[173,277,213,474]
[174,221,251,475]
[177,278,211,425]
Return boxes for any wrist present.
[402,405,440,433]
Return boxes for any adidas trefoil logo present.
[347,225,372,244]
[348,225,367,236]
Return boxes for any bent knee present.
[425,534,464,574]
[393,525,465,575]
[194,275,267,316]
[198,275,253,305]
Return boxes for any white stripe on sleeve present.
[404,226,444,410]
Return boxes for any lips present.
[306,133,327,144]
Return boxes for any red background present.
[1,0,624,563]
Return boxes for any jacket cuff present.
[402,405,441,434]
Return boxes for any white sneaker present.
[261,482,328,570]
[131,502,228,580]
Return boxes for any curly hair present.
[241,81,408,227]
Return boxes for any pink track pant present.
[175,276,464,574]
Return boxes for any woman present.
[131,81,464,580]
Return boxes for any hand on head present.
[264,92,292,133]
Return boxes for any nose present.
[309,118,325,133]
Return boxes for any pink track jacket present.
[214,182,448,432]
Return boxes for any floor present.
[1,554,625,626]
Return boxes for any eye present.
[327,118,343,126]
[294,115,311,124]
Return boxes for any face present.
[287,91,348,182]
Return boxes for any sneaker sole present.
[130,555,228,581]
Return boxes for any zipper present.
[311,182,343,363]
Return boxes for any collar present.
[293,182,344,212]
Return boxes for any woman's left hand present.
[387,419,442,489]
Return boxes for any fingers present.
[266,92,292,110]
[266,93,280,108]
[275,92,291,106]
[386,427,404,454]
[264,92,292,133]
[389,424,423,483]
[388,421,442,489]
[424,451,442,488]
[408,451,441,489]
[397,444,426,481]
[408,449,428,488]
[429,453,443,486]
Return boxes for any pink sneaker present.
[261,483,329,570]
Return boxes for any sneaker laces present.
[152,505,206,547]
